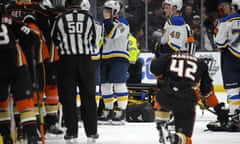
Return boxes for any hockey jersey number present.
[68,22,83,34]
[170,59,197,81]
[0,25,10,45]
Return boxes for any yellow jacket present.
[128,33,140,64]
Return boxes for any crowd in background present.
[96,0,221,52]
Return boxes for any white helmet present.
[51,0,66,8]
[80,0,90,11]
[43,0,53,7]
[232,0,240,11]
[103,0,120,14]
[163,0,183,11]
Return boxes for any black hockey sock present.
[45,114,58,127]
[23,123,38,137]
[0,122,11,136]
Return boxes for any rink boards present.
[139,52,224,92]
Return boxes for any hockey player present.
[99,0,130,125]
[75,0,103,122]
[159,0,195,54]
[208,0,240,131]
[0,4,39,143]
[75,0,103,110]
[6,0,63,135]
[93,18,103,109]
[150,53,229,144]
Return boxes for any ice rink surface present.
[45,92,240,144]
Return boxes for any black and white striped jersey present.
[51,8,96,56]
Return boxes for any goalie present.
[150,53,229,144]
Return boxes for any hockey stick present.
[32,41,45,144]
[8,92,16,143]
[197,101,239,118]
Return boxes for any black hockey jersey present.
[0,22,17,70]
[6,2,51,48]
[150,54,213,97]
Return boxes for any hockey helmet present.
[0,0,6,23]
[232,0,240,11]
[23,12,37,24]
[66,0,81,5]
[103,0,121,14]
[150,56,167,77]
[0,3,2,24]
[163,0,183,11]
[80,0,90,11]
[51,0,65,8]
[43,0,53,7]
[220,0,232,3]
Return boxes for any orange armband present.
[188,36,195,43]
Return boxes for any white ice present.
[45,92,240,144]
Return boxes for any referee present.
[51,0,98,142]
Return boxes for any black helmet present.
[221,0,232,3]
[51,0,66,8]
[66,0,82,5]
[150,56,168,76]
[0,0,5,23]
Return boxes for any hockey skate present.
[65,138,79,144]
[45,124,64,140]
[64,133,78,144]
[157,116,178,144]
[112,109,126,125]
[47,125,63,134]
[98,109,113,125]
[207,111,240,132]
[27,136,38,144]
[87,133,99,144]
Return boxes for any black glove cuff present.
[214,102,224,113]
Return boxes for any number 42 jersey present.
[151,54,213,96]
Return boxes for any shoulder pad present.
[116,17,128,25]
[221,13,240,22]
[169,16,185,26]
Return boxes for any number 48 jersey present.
[161,16,191,52]
[215,13,240,58]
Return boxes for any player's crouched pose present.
[150,54,229,144]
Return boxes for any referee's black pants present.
[57,55,97,137]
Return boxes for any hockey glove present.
[103,18,114,36]
[198,99,209,110]
[214,103,229,126]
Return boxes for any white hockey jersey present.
[215,13,240,58]
[161,16,190,52]
[91,20,103,60]
[102,17,130,61]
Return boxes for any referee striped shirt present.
[51,8,96,55]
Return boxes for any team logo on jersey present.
[198,54,219,77]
